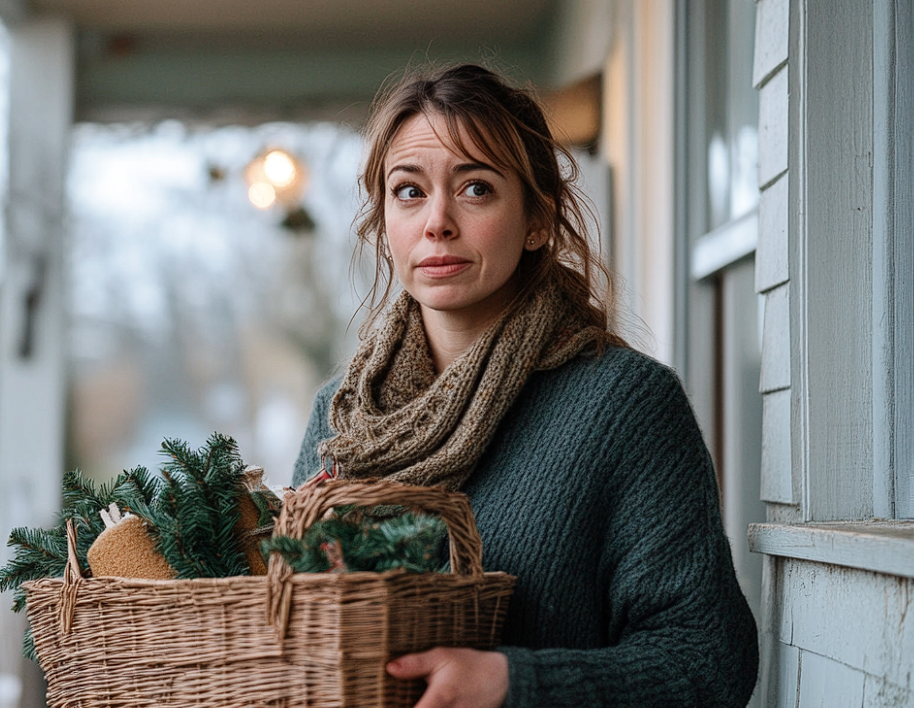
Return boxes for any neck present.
[421,307,502,373]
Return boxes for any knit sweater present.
[293,346,759,708]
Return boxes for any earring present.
[527,238,536,246]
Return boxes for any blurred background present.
[0,1,766,706]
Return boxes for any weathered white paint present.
[767,643,800,708]
[773,558,913,690]
[761,387,793,503]
[890,0,914,521]
[753,0,789,88]
[763,642,914,708]
[872,0,914,521]
[760,283,790,393]
[749,521,914,579]
[757,65,788,189]
[863,675,914,708]
[753,0,914,703]
[752,0,794,516]
[792,0,874,522]
[798,651,866,708]
[755,172,788,293]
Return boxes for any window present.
[874,0,914,519]
[675,0,765,631]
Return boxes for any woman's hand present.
[386,646,509,708]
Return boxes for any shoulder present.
[291,374,344,487]
[523,346,705,462]
[544,345,687,408]
[313,373,344,409]
[307,373,345,440]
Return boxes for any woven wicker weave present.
[24,479,515,708]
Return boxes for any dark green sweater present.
[293,346,759,707]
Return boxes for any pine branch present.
[108,466,161,522]
[260,534,330,573]
[264,507,447,575]
[0,526,69,595]
[2,466,164,614]
[1,434,268,662]
[156,433,249,578]
[22,627,36,662]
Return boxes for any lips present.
[417,255,471,276]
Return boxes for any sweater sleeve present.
[498,362,758,708]
[291,377,340,488]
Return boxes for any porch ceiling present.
[28,0,554,48]
[24,0,561,122]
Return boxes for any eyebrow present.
[386,161,506,180]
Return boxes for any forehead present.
[385,112,494,168]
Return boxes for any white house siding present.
[753,0,794,518]
[752,0,914,706]
[763,558,913,706]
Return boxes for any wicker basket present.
[24,479,515,708]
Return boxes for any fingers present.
[386,647,509,708]
[386,648,441,679]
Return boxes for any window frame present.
[873,0,914,520]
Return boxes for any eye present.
[462,181,492,198]
[393,184,424,200]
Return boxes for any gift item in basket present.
[24,479,516,708]
[86,503,176,579]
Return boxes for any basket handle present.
[266,478,486,637]
[58,520,84,633]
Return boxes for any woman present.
[293,63,758,708]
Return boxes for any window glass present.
[688,0,759,239]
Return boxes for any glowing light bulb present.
[248,182,276,209]
[263,150,297,189]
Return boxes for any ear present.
[524,228,547,251]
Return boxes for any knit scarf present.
[318,280,603,491]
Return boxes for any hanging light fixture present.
[244,148,309,210]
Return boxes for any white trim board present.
[690,209,758,281]
[748,521,914,579]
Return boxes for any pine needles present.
[1,464,160,659]
[1,466,160,606]
[1,432,257,659]
[154,434,249,579]
[262,506,448,575]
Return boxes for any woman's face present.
[383,112,539,328]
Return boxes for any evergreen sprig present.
[1,465,160,659]
[154,433,249,579]
[1,432,260,661]
[1,467,161,600]
[263,506,448,575]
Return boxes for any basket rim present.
[22,568,515,592]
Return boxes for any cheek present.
[487,215,528,269]
[384,230,411,282]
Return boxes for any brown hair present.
[355,62,625,346]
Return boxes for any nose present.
[424,194,457,240]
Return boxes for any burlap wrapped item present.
[235,465,281,575]
[87,505,175,580]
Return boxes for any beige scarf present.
[318,280,603,491]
